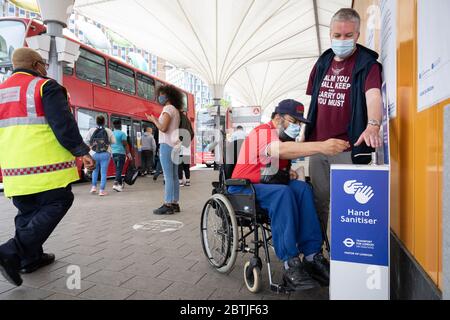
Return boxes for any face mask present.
[279,122,301,142]
[158,95,168,105]
[331,39,355,59]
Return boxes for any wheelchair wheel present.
[244,261,262,293]
[201,194,239,274]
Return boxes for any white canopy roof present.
[227,57,315,112]
[74,0,352,99]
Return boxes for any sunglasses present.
[282,115,302,125]
[36,60,49,70]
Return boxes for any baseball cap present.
[274,99,310,124]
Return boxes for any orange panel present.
[397,0,416,250]
[413,107,439,284]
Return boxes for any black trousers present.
[0,186,74,267]
[141,150,154,173]
[178,160,191,180]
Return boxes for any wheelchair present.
[200,140,330,294]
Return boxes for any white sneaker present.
[179,180,184,187]
[185,180,191,187]
[112,184,122,192]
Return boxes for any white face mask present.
[331,39,355,59]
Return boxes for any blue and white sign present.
[330,165,390,300]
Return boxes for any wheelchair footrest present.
[270,283,288,294]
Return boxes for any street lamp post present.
[31,0,79,84]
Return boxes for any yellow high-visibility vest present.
[0,72,79,197]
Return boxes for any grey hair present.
[331,8,361,32]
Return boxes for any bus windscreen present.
[0,20,25,81]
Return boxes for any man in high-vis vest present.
[0,48,95,286]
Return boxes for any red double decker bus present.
[0,18,195,185]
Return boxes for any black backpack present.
[90,127,110,153]
[179,111,194,146]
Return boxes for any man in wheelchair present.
[228,99,349,291]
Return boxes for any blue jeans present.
[229,180,323,261]
[112,154,126,185]
[92,152,111,191]
[160,143,179,203]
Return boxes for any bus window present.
[132,120,142,151]
[142,120,159,145]
[77,108,108,142]
[137,73,155,101]
[63,65,73,76]
[182,92,188,112]
[0,20,26,81]
[155,80,164,94]
[111,116,131,138]
[108,61,136,95]
[76,48,106,86]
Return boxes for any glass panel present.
[132,120,142,151]
[137,73,155,101]
[75,48,106,85]
[77,108,108,142]
[111,115,131,145]
[63,65,73,76]
[155,80,164,94]
[108,61,136,95]
[0,20,25,81]
[182,92,188,112]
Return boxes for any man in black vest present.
[305,8,383,230]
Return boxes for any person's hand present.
[127,153,133,161]
[145,113,157,124]
[355,125,382,148]
[82,154,95,171]
[290,170,299,180]
[320,139,351,156]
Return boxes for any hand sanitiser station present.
[330,152,390,300]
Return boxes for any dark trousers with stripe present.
[0,186,74,268]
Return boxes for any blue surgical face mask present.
[331,39,355,59]
[279,121,301,142]
[158,95,168,105]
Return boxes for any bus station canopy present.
[74,0,351,105]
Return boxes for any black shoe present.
[19,253,55,274]
[303,252,330,286]
[153,204,174,215]
[282,257,319,291]
[0,256,22,286]
[172,203,180,213]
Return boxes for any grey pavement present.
[0,167,328,300]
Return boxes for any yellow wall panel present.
[414,106,439,284]
[397,13,415,252]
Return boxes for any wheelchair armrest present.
[225,179,251,187]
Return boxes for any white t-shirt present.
[158,105,180,147]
